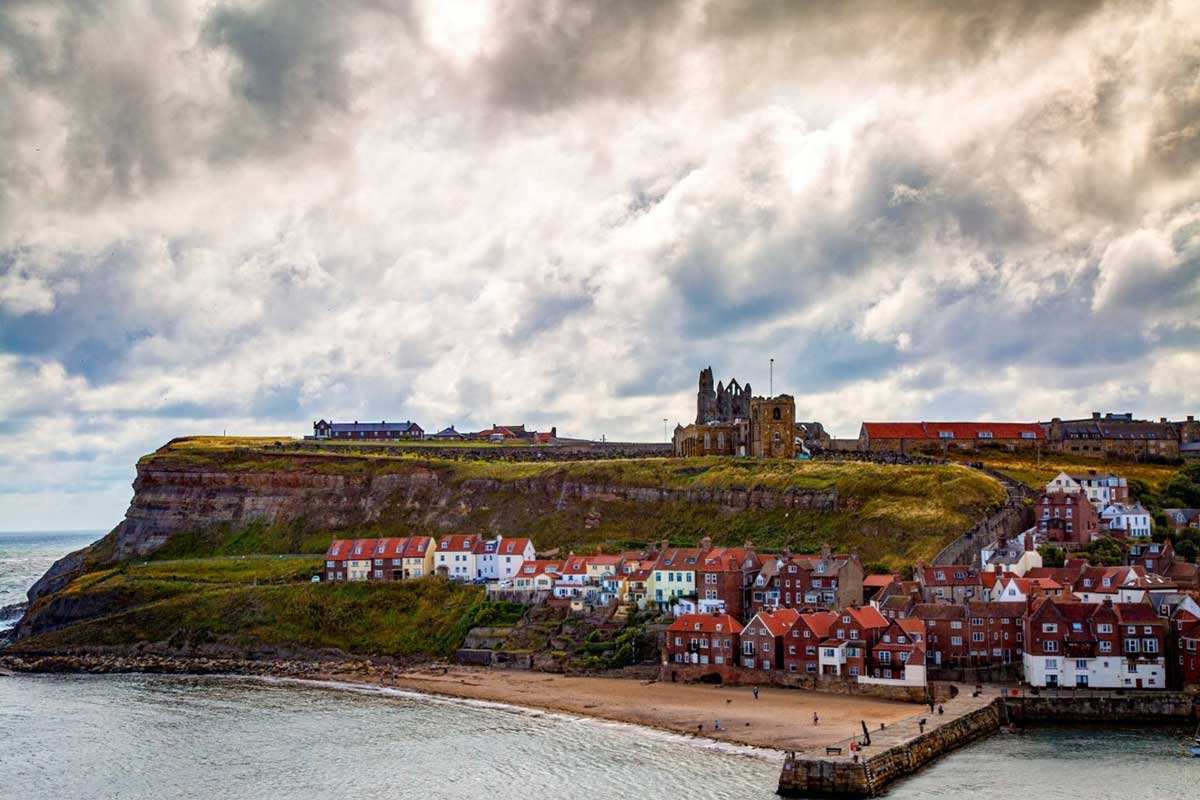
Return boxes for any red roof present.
[798,611,839,638]
[326,538,353,560]
[702,547,758,571]
[373,537,408,559]
[897,618,925,637]
[862,421,1042,440]
[747,608,801,637]
[401,536,433,558]
[845,606,889,629]
[667,613,744,635]
[347,538,376,559]
[586,554,622,566]
[561,556,589,575]
[516,559,560,577]
[863,574,897,588]
[437,534,481,553]
[497,538,532,556]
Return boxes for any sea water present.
[0,530,102,629]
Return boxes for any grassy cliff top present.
[146,435,1004,495]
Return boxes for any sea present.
[1,532,1197,799]
[0,530,102,630]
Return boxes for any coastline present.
[0,652,923,752]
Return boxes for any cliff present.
[11,437,1004,650]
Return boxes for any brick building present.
[1023,598,1166,688]
[751,548,864,613]
[1035,491,1102,547]
[740,608,801,671]
[696,543,761,620]
[914,604,968,668]
[665,613,743,667]
[1042,412,1194,459]
[783,611,838,674]
[857,421,1042,453]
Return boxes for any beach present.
[375,666,923,751]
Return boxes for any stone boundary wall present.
[658,663,955,703]
[778,699,1003,798]
[932,466,1034,566]
[1004,690,1198,721]
[284,441,673,462]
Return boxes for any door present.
[1046,674,1058,687]
[1075,674,1088,687]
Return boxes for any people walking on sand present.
[812,711,819,725]
[937,704,944,715]
[752,686,759,700]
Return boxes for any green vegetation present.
[1078,536,1128,566]
[1037,543,1066,568]
[945,448,1180,493]
[14,556,518,659]
[139,439,1005,571]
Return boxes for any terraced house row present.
[323,534,535,582]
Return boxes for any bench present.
[825,747,842,756]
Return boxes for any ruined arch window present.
[773,407,782,420]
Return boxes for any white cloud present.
[1,0,1199,530]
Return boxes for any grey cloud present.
[481,0,686,112]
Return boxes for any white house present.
[434,534,481,581]
[1100,503,1152,538]
[979,530,1042,576]
[1045,471,1128,508]
[472,536,536,580]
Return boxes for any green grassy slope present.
[12,556,521,658]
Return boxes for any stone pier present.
[777,688,1003,798]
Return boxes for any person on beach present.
[937,704,944,715]
[715,719,722,730]
[812,712,819,725]
[752,686,759,700]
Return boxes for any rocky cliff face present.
[26,456,841,606]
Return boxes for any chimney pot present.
[1092,412,1101,419]
[1188,415,1195,422]
[1160,417,1167,424]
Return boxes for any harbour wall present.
[778,699,1003,798]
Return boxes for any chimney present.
[660,539,669,551]
[782,545,792,558]
[821,542,832,560]
[1024,532,1035,552]
[1160,417,1167,424]
[1188,415,1194,422]
[700,536,713,551]
[743,539,754,550]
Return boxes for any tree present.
[1160,463,1200,508]
[1038,543,1066,568]
[1081,536,1126,567]
[1176,539,1199,564]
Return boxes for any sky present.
[1,0,1199,531]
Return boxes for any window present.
[1075,659,1088,670]
[1042,623,1058,633]
[972,632,985,643]
[1099,640,1112,653]
[1098,623,1112,634]
[950,621,963,630]
[1044,640,1059,653]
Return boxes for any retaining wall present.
[659,663,954,703]
[1004,690,1198,721]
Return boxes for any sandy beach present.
[364,667,924,751]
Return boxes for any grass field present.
[14,556,520,658]
[945,449,1180,493]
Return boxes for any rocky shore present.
[0,652,421,683]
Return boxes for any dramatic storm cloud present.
[2,0,1198,529]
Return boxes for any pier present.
[778,686,1199,798]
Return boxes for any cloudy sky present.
[2,1,1199,530]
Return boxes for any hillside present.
[944,450,1180,493]
[8,437,1007,658]
[9,555,521,658]
[114,437,1005,570]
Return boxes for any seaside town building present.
[1164,508,1200,532]
[979,531,1042,576]
[1044,470,1129,507]
[696,542,761,621]
[666,613,743,666]
[648,547,706,607]
[312,419,424,440]
[1022,598,1166,688]
[857,421,1042,453]
[1036,491,1102,547]
[751,547,864,612]
[741,608,802,671]
[1099,502,1152,538]
[915,565,984,604]
[434,534,483,580]
[783,611,838,674]
[1041,412,1196,458]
